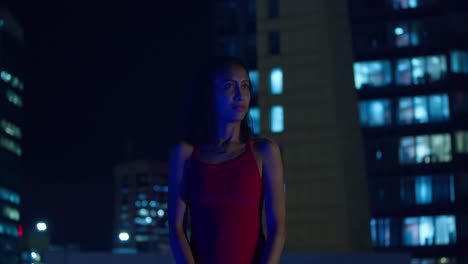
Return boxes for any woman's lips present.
[232,105,247,111]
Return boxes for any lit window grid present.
[353,54,448,89]
[371,215,457,248]
[399,134,452,165]
[395,55,447,86]
[398,94,450,124]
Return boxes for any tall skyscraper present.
[113,159,170,254]
[212,0,372,252]
[0,8,24,264]
[349,0,468,263]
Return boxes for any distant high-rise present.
[113,159,170,253]
[348,0,468,263]
[0,8,24,264]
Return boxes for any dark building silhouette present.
[0,8,24,264]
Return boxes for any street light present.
[119,232,130,242]
[36,222,47,232]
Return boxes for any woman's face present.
[212,63,251,123]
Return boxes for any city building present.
[0,7,24,264]
[349,0,468,263]
[113,159,170,253]
[254,0,371,252]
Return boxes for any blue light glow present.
[270,68,283,94]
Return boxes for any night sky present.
[8,0,213,250]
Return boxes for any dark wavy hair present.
[179,56,254,146]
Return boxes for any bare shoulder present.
[170,141,195,162]
[251,137,281,157]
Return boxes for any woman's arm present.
[168,143,195,264]
[258,139,286,264]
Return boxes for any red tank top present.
[187,137,265,264]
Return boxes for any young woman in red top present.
[168,57,286,264]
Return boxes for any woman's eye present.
[223,83,234,90]
[242,83,250,89]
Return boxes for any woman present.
[168,57,285,264]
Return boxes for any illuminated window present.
[401,175,455,206]
[398,94,449,124]
[411,258,457,264]
[399,134,451,164]
[153,184,168,192]
[6,90,23,107]
[248,70,259,94]
[270,67,283,94]
[3,206,20,221]
[450,51,468,74]
[0,136,21,156]
[248,107,260,135]
[0,187,20,204]
[1,70,12,82]
[455,131,468,154]
[391,21,426,48]
[270,105,284,133]
[370,218,391,247]
[353,60,392,89]
[396,55,447,86]
[0,222,19,237]
[1,119,22,139]
[428,95,450,122]
[434,216,457,245]
[359,99,392,127]
[394,24,411,47]
[402,216,433,246]
[135,235,150,242]
[11,77,20,89]
[393,0,419,10]
[415,176,432,204]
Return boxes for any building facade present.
[113,160,170,254]
[349,0,468,263]
[0,8,24,264]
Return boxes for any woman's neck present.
[212,121,242,145]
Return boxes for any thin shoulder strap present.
[246,137,253,152]
[192,144,201,160]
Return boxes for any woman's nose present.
[233,86,243,101]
